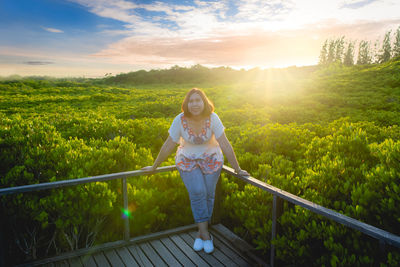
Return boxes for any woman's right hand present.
[141,166,156,173]
[236,169,250,177]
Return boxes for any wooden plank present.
[222,165,400,248]
[80,254,97,267]
[92,252,111,267]
[188,231,239,267]
[208,231,252,267]
[127,244,154,267]
[180,232,224,267]
[128,223,198,244]
[211,224,268,266]
[68,256,83,267]
[115,247,140,267]
[103,249,125,266]
[139,242,167,267]
[29,224,198,266]
[29,240,127,266]
[212,224,256,253]
[149,239,181,266]
[159,237,196,267]
[170,235,210,266]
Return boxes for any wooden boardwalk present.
[24,224,268,267]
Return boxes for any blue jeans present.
[178,167,222,223]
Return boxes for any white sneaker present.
[203,234,214,254]
[193,237,204,251]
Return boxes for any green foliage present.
[357,40,373,65]
[319,40,328,65]
[222,119,400,267]
[1,58,400,265]
[343,41,355,66]
[103,64,240,85]
[320,37,346,65]
[126,169,192,236]
[393,26,400,58]
[1,116,154,260]
[378,30,393,64]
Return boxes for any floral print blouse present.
[168,112,225,174]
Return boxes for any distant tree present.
[357,40,372,65]
[318,26,400,66]
[377,30,392,63]
[334,36,345,63]
[327,39,336,64]
[343,41,355,66]
[170,65,181,70]
[321,37,346,64]
[319,40,328,65]
[392,26,400,58]
[371,39,380,64]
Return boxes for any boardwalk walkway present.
[24,224,268,267]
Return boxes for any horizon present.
[0,62,319,80]
[1,0,400,78]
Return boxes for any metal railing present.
[1,165,400,267]
[0,165,176,242]
[221,165,400,266]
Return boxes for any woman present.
[141,88,249,254]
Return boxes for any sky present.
[1,0,400,78]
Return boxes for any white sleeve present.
[168,114,181,143]
[211,113,225,139]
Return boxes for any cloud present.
[235,0,295,21]
[71,0,400,38]
[91,18,400,68]
[69,0,229,38]
[92,29,318,67]
[70,0,140,24]
[42,27,64,33]
[24,61,54,65]
[340,0,378,9]
[10,0,399,75]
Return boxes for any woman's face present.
[188,93,204,117]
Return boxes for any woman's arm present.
[141,136,178,172]
[216,132,249,176]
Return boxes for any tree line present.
[102,63,317,85]
[319,26,400,66]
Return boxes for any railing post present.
[379,240,386,262]
[122,177,130,241]
[211,177,221,225]
[270,195,283,267]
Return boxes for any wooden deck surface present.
[24,224,268,267]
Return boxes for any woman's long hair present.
[181,88,214,117]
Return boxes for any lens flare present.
[121,203,137,219]
[121,208,131,219]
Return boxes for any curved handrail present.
[0,166,176,196]
[222,165,400,248]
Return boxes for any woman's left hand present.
[236,169,250,177]
[141,166,156,173]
